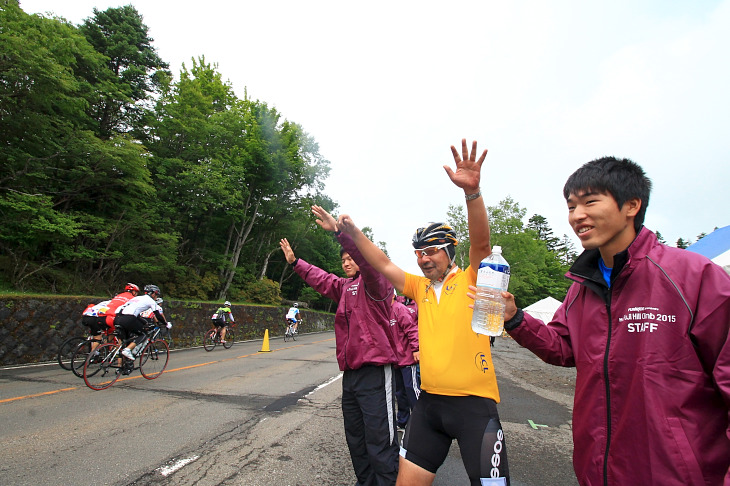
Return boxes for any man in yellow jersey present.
[338,139,508,486]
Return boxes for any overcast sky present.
[21,0,730,274]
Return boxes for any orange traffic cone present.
[259,329,271,352]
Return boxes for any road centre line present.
[1,337,336,405]
[0,387,78,404]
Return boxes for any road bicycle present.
[203,324,235,351]
[283,319,300,342]
[57,328,116,371]
[69,332,120,378]
[82,324,169,390]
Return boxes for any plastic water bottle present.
[471,246,511,336]
[132,337,148,357]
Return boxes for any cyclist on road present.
[285,303,301,334]
[115,285,168,363]
[212,301,234,344]
[80,282,140,352]
[102,283,140,331]
[81,299,112,351]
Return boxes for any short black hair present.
[563,156,652,231]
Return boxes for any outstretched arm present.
[444,139,491,270]
[338,215,406,293]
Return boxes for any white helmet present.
[224,301,231,306]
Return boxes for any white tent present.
[686,225,730,275]
[524,296,562,324]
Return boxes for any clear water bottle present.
[471,246,510,336]
[132,337,148,357]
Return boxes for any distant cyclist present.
[285,303,301,334]
[211,301,234,344]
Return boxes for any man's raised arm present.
[337,215,406,293]
[444,139,491,270]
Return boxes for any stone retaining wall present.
[0,296,335,366]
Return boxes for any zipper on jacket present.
[602,292,612,486]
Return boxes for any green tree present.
[555,234,579,267]
[447,203,469,269]
[676,238,689,249]
[143,57,330,300]
[527,214,560,251]
[79,5,169,137]
[448,197,571,306]
[487,195,525,235]
[0,4,166,291]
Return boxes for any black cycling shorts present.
[400,391,509,485]
[82,315,109,336]
[114,314,146,343]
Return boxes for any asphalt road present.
[0,331,578,485]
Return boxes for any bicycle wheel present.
[223,329,234,349]
[203,330,217,351]
[83,343,120,390]
[57,336,85,370]
[140,339,169,380]
[70,339,94,378]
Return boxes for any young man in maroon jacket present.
[280,205,399,486]
[496,157,730,485]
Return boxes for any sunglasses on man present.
[414,243,449,258]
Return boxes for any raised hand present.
[443,138,487,193]
[312,205,338,232]
[279,238,297,264]
[337,214,358,237]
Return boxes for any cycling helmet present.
[144,284,161,296]
[413,223,458,285]
[294,303,298,307]
[412,222,458,249]
[125,283,140,293]
[224,301,231,307]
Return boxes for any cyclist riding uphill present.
[211,301,234,344]
[115,285,169,361]
[100,283,140,332]
[285,303,301,334]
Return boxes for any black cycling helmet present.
[413,222,458,284]
[144,284,161,296]
[412,222,458,249]
[125,283,140,293]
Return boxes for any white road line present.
[157,455,200,476]
[307,373,343,396]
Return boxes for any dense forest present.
[0,3,704,310]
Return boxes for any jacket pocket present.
[666,416,704,486]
